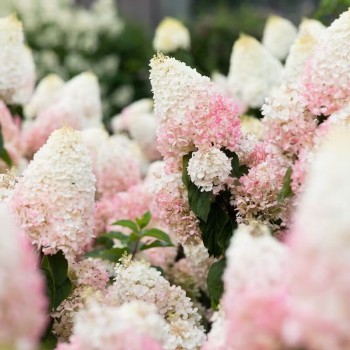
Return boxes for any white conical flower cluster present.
[228,34,283,108]
[262,15,298,60]
[150,53,211,123]
[12,128,96,259]
[106,257,206,350]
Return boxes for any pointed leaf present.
[139,240,174,251]
[142,228,173,244]
[54,278,72,309]
[135,211,151,229]
[278,167,293,202]
[112,219,138,232]
[207,258,226,309]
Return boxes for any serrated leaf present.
[278,167,293,202]
[139,240,174,250]
[54,278,72,309]
[142,228,173,244]
[135,211,151,229]
[112,219,138,233]
[200,202,229,257]
[207,258,226,309]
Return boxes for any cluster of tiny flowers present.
[221,224,288,350]
[153,17,190,53]
[112,98,161,162]
[106,257,206,350]
[228,34,283,108]
[52,258,110,341]
[0,15,35,105]
[23,72,103,157]
[261,82,317,160]
[0,203,47,350]
[11,128,96,258]
[152,164,202,244]
[187,148,231,192]
[284,128,350,350]
[303,9,350,115]
[262,15,297,60]
[56,301,166,350]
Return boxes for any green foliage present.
[190,4,266,76]
[278,167,293,202]
[41,251,72,310]
[0,126,12,167]
[207,258,226,309]
[315,0,350,24]
[86,211,174,262]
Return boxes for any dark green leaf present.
[182,154,211,222]
[135,211,151,229]
[41,269,55,310]
[278,167,293,202]
[112,219,138,232]
[200,203,229,257]
[218,220,234,251]
[41,331,58,350]
[223,149,248,178]
[95,236,114,249]
[142,228,173,244]
[54,278,72,309]
[0,126,12,167]
[84,248,106,258]
[98,247,128,262]
[139,240,174,250]
[41,251,68,286]
[207,258,226,309]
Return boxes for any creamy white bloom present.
[240,115,264,140]
[153,17,190,53]
[262,15,298,60]
[228,35,283,108]
[24,74,64,119]
[150,53,211,123]
[188,148,231,192]
[12,46,36,105]
[106,257,206,350]
[12,128,96,258]
[0,15,26,104]
[283,19,326,82]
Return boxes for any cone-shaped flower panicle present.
[12,128,96,258]
[285,127,350,350]
[303,9,350,115]
[228,34,283,108]
[23,72,102,156]
[283,19,326,82]
[0,203,47,350]
[56,301,166,350]
[262,15,298,60]
[222,224,288,350]
[24,74,65,119]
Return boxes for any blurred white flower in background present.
[262,15,298,60]
[153,17,190,53]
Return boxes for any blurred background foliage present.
[0,0,349,124]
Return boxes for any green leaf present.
[98,247,128,262]
[41,251,68,286]
[207,258,226,309]
[139,240,174,250]
[0,126,12,167]
[223,149,248,178]
[95,236,114,249]
[84,248,105,258]
[54,277,72,309]
[200,202,229,257]
[182,154,211,222]
[142,228,173,244]
[41,331,58,350]
[218,220,234,251]
[103,231,129,240]
[112,219,138,233]
[135,211,151,229]
[278,167,293,202]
